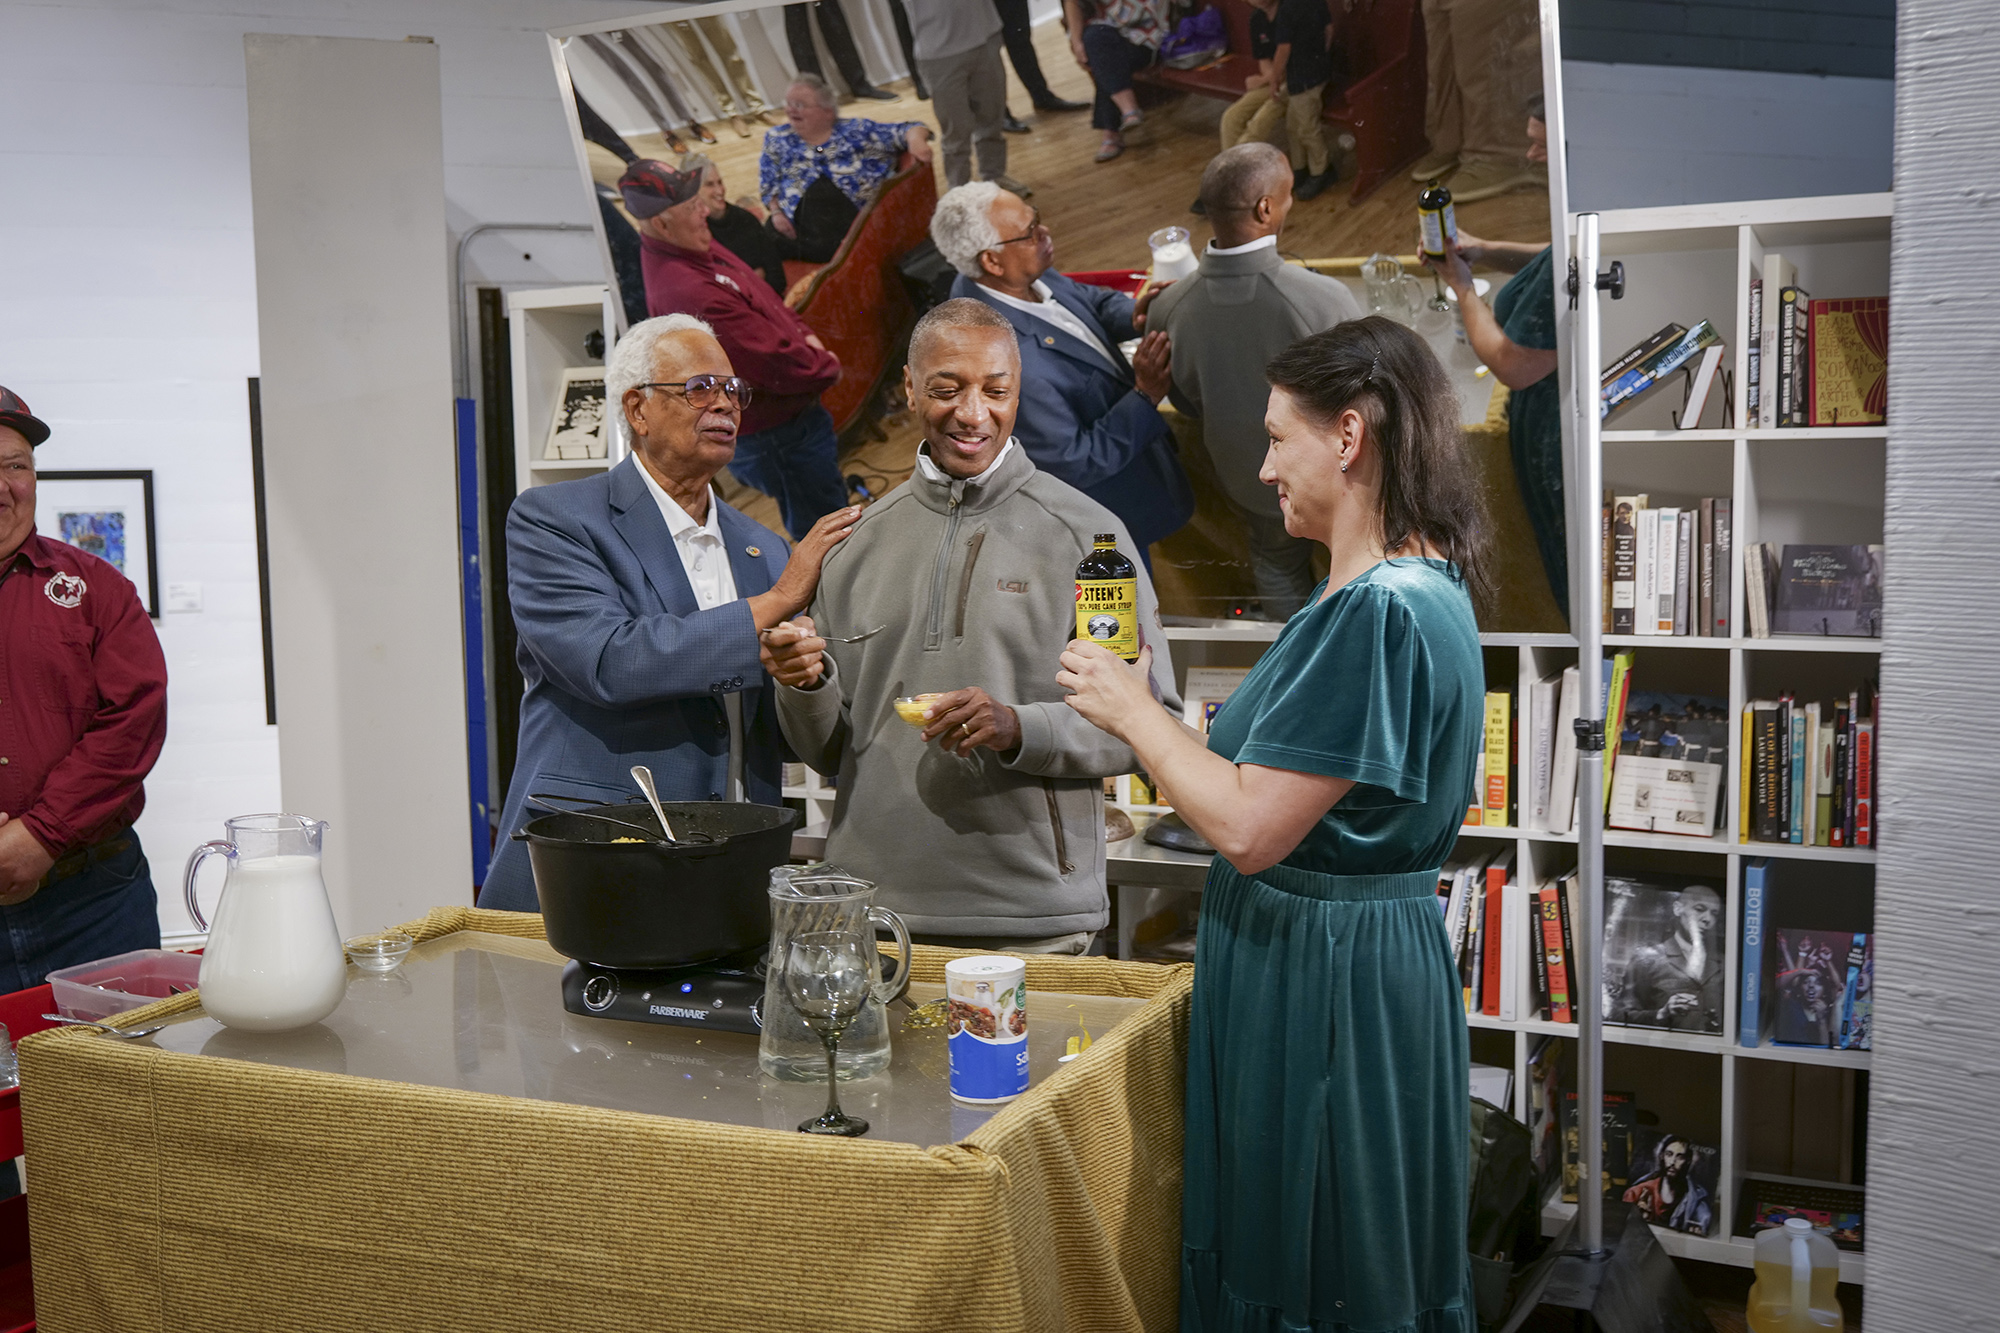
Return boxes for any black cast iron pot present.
[512,798,799,970]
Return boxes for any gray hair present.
[909,297,1017,371]
[787,73,838,111]
[604,313,717,447]
[1200,142,1291,214]
[678,151,716,179]
[930,181,1007,277]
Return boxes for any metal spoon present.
[758,624,885,644]
[629,765,683,844]
[40,1015,167,1040]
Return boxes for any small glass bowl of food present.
[344,930,415,974]
[893,693,945,729]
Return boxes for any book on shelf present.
[1776,285,1813,428]
[1524,671,1562,832]
[1738,858,1875,1049]
[1527,1037,1563,1191]
[1623,1127,1720,1237]
[1676,341,1728,430]
[1735,1177,1864,1252]
[1545,666,1583,836]
[1601,495,1731,638]
[1739,682,1875,847]
[1470,1062,1514,1109]
[1181,667,1251,733]
[1602,873,1726,1035]
[1607,689,1729,838]
[1480,848,1514,1015]
[1757,253,1797,430]
[1560,1090,1636,1204]
[1601,321,1722,422]
[1482,691,1513,827]
[1772,544,1883,637]
[1601,651,1635,813]
[1808,297,1889,426]
[1538,872,1576,1023]
[1743,278,1763,428]
[544,367,609,460]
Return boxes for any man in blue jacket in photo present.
[481,314,856,911]
[932,182,1193,565]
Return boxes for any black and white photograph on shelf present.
[1621,1127,1720,1238]
[1600,873,1726,1035]
[32,469,159,616]
[1608,690,1729,837]
[544,368,609,460]
[1771,543,1884,637]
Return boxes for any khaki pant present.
[659,17,770,118]
[923,34,1009,188]
[1220,82,1329,175]
[1419,0,1539,166]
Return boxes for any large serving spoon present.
[630,765,684,844]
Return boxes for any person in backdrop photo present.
[993,0,1090,121]
[932,181,1193,563]
[1425,99,1565,620]
[1151,143,1363,619]
[1058,319,1487,1331]
[783,1,903,103]
[1205,0,1338,209]
[622,159,850,543]
[680,152,790,295]
[1616,883,1724,1032]
[0,388,168,992]
[1407,0,1543,202]
[1063,0,1170,163]
[759,74,933,264]
[905,0,1034,198]
[762,300,1180,953]
[481,318,858,911]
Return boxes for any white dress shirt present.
[1205,233,1278,257]
[637,464,746,801]
[984,279,1120,368]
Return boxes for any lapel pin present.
[746,545,761,557]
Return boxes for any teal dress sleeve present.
[1225,582,1441,805]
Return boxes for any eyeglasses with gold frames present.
[635,375,754,410]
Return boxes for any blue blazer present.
[952,271,1194,550]
[481,457,790,911]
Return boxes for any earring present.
[1340,458,1349,472]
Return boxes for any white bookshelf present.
[508,283,625,496]
[1460,191,1888,1283]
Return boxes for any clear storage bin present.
[46,949,203,1023]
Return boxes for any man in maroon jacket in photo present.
[0,387,169,991]
[620,160,848,541]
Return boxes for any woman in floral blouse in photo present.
[758,73,934,263]
[1063,0,1170,162]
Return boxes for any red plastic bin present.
[0,983,57,1333]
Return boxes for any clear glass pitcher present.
[1148,225,1198,282]
[183,814,347,1032]
[1361,252,1425,325]
[759,865,912,1081]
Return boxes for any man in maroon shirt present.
[0,388,168,990]
[620,160,848,541]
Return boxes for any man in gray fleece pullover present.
[763,300,1180,951]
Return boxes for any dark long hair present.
[1264,315,1492,610]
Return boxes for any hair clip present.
[1363,354,1381,385]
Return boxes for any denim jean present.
[1080,24,1156,131]
[0,831,161,993]
[730,404,849,542]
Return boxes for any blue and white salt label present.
[945,956,1028,1103]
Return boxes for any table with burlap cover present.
[20,907,1191,1332]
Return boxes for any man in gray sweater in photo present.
[1149,142,1364,619]
[762,299,1180,953]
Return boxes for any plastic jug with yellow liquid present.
[1746,1217,1844,1332]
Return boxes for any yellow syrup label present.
[1075,578,1139,659]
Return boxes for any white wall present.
[0,0,665,937]
[1870,0,2000,1323]
[1563,60,1894,213]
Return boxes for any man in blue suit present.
[931,182,1194,560]
[481,314,858,911]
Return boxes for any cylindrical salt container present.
[945,955,1029,1103]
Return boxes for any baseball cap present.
[618,159,703,220]
[0,386,49,447]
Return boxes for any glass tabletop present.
[142,932,1148,1147]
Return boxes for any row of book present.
[1747,253,1888,428]
[1605,494,1732,637]
[1743,542,1883,638]
[1738,685,1875,848]
[1439,849,1580,1024]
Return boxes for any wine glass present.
[783,931,875,1136]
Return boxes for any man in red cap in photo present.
[0,387,169,989]
[619,159,847,542]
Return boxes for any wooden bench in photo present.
[1134,0,1428,202]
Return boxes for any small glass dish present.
[893,693,944,728]
[344,931,415,974]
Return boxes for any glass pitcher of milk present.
[183,815,348,1032]
[1148,226,1199,282]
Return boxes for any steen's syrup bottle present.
[1074,534,1139,663]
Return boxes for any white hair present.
[604,313,716,447]
[787,72,838,111]
[930,181,1007,277]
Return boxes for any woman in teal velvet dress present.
[1060,316,1489,1332]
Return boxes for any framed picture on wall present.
[33,470,160,616]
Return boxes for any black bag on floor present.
[897,238,959,317]
[1468,1096,1543,1330]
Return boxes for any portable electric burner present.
[560,947,768,1034]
